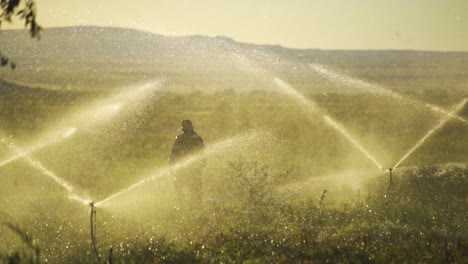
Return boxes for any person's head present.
[180,119,194,133]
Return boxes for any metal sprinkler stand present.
[386,168,393,196]
[89,201,102,263]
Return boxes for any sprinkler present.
[386,168,393,196]
[319,189,328,209]
[89,201,102,263]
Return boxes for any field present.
[0,27,468,263]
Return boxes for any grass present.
[0,222,40,264]
[3,164,466,263]
[47,165,464,263]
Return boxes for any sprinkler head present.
[388,168,393,172]
[89,201,94,207]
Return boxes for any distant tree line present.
[0,0,41,69]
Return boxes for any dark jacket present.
[169,130,204,165]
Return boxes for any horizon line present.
[2,25,468,53]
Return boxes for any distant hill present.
[1,26,467,94]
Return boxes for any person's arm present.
[169,136,181,165]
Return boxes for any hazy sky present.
[5,0,468,51]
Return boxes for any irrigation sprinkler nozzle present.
[388,168,393,173]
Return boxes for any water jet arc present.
[0,129,90,206]
[0,81,163,208]
[310,63,467,124]
[1,139,76,193]
[0,127,76,169]
[94,132,262,207]
[274,77,384,171]
[323,115,384,170]
[393,98,467,169]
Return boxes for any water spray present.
[233,51,386,171]
[310,63,467,124]
[0,128,93,208]
[94,131,262,207]
[323,115,384,170]
[68,195,93,206]
[393,98,467,169]
[225,47,386,179]
[273,77,318,112]
[62,80,162,128]
[310,63,402,99]
[0,127,77,169]
[2,139,76,193]
[224,41,382,169]
[273,77,384,171]
[0,81,163,207]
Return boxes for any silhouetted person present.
[169,120,205,205]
